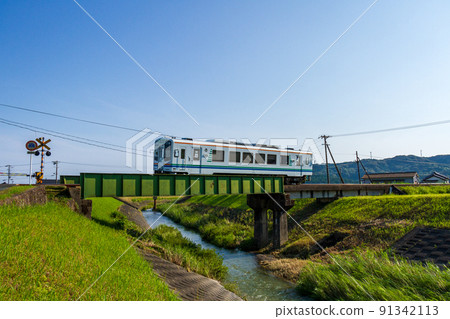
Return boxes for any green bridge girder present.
[61,173,284,198]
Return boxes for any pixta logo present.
[301,138,325,164]
[126,129,161,174]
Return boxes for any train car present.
[153,137,313,184]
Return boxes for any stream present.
[143,209,305,301]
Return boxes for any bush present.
[158,201,254,250]
[150,225,228,280]
[297,251,450,301]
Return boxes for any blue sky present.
[1,0,450,181]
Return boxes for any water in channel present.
[143,209,304,301]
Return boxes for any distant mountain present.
[310,154,450,184]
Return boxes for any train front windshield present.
[164,141,172,161]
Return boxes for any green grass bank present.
[0,201,177,301]
[297,251,449,301]
[157,195,255,250]
[399,185,450,195]
[155,193,450,300]
[90,198,227,281]
[285,194,450,257]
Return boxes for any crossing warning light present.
[35,171,43,184]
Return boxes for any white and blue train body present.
[154,137,313,184]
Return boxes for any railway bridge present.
[248,184,396,249]
[62,174,398,249]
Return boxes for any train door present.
[193,147,201,174]
[296,155,303,175]
[179,148,186,171]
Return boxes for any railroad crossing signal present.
[27,137,52,184]
[36,138,51,150]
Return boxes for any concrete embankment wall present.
[0,186,47,206]
[0,185,92,219]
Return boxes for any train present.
[153,137,313,184]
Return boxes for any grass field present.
[0,202,177,301]
[90,197,227,281]
[285,194,450,257]
[0,185,34,200]
[297,251,449,301]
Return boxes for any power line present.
[0,117,126,153]
[0,163,29,167]
[1,161,135,169]
[359,156,450,168]
[314,155,450,169]
[0,102,201,139]
[0,102,148,133]
[2,117,129,150]
[59,161,132,168]
[0,117,154,157]
[332,119,450,137]
[326,151,450,168]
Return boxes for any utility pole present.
[6,165,11,184]
[28,152,33,185]
[319,135,330,184]
[326,144,345,184]
[53,161,59,184]
[356,152,361,184]
[356,153,373,184]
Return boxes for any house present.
[362,172,419,184]
[421,172,450,184]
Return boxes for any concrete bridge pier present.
[253,208,269,248]
[247,193,294,249]
[273,210,288,249]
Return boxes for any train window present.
[242,152,253,164]
[164,142,171,161]
[280,155,289,165]
[267,154,277,165]
[296,155,302,166]
[174,149,179,158]
[193,149,200,160]
[229,151,240,163]
[181,149,185,160]
[255,153,265,164]
[212,150,225,162]
[304,156,311,166]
